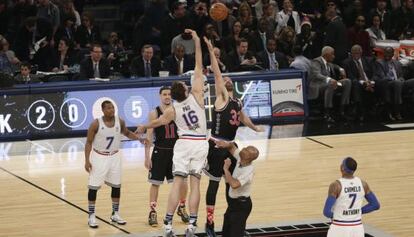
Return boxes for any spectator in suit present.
[324,8,349,64]
[342,45,376,121]
[130,44,161,77]
[295,19,319,59]
[248,18,273,54]
[54,15,76,44]
[14,61,41,84]
[79,44,110,79]
[51,37,78,72]
[309,46,352,122]
[201,23,224,55]
[163,44,195,76]
[257,37,288,70]
[225,38,257,72]
[190,1,210,35]
[75,11,101,48]
[275,0,301,35]
[347,15,372,57]
[373,47,414,120]
[390,0,414,39]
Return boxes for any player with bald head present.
[214,140,259,237]
[203,37,263,236]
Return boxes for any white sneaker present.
[88,214,99,228]
[110,212,127,225]
[164,224,176,237]
[185,225,198,237]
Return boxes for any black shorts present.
[148,147,174,185]
[203,140,237,181]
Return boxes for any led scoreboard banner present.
[0,70,307,141]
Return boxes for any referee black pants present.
[222,194,252,237]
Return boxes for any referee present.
[214,140,259,237]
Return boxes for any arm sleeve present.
[362,192,380,214]
[323,195,336,218]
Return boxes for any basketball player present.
[323,157,380,237]
[84,100,141,228]
[137,29,208,237]
[214,139,259,237]
[203,37,264,236]
[144,86,189,227]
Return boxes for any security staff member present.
[214,140,259,237]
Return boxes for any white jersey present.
[92,116,122,152]
[332,177,365,225]
[173,93,207,139]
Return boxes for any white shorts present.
[327,224,364,237]
[88,150,122,190]
[172,139,209,178]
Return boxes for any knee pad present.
[206,180,220,206]
[111,187,121,198]
[88,189,97,201]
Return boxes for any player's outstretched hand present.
[223,158,231,171]
[185,29,199,41]
[203,36,214,52]
[136,125,146,134]
[255,126,265,132]
[85,161,92,173]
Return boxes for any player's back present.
[173,93,207,139]
[332,177,365,225]
[92,116,121,152]
[211,97,242,141]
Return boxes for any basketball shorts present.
[327,224,364,237]
[88,150,122,190]
[172,139,209,178]
[204,139,236,181]
[148,147,174,185]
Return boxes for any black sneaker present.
[176,205,189,223]
[205,222,216,237]
[148,210,158,227]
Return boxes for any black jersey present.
[153,106,178,148]
[211,97,243,141]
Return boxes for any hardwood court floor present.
[0,127,413,237]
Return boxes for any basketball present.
[209,3,228,22]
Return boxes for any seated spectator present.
[55,15,76,44]
[104,32,125,61]
[342,45,376,121]
[366,14,386,48]
[224,21,242,54]
[202,23,223,55]
[275,0,301,35]
[14,61,41,84]
[0,37,20,71]
[309,46,352,122]
[129,44,161,77]
[295,19,319,59]
[163,44,195,76]
[249,18,273,54]
[347,15,371,57]
[51,37,78,72]
[373,47,414,120]
[0,39,13,75]
[205,47,227,73]
[257,37,288,70]
[171,31,195,55]
[276,26,296,62]
[225,38,257,72]
[60,0,81,27]
[190,1,210,35]
[79,44,110,79]
[368,0,391,38]
[75,11,101,48]
[290,45,312,73]
[261,3,277,33]
[238,1,257,37]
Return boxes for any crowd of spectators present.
[1,0,414,121]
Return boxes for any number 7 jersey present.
[173,93,207,139]
[92,116,121,152]
[332,177,365,225]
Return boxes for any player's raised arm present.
[203,36,228,102]
[84,119,98,173]
[187,29,204,101]
[137,106,175,133]
[240,110,264,132]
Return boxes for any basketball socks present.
[189,214,198,227]
[206,207,215,225]
[88,204,96,216]
[112,202,119,214]
[164,213,174,225]
[150,201,157,211]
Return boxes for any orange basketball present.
[209,3,228,22]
